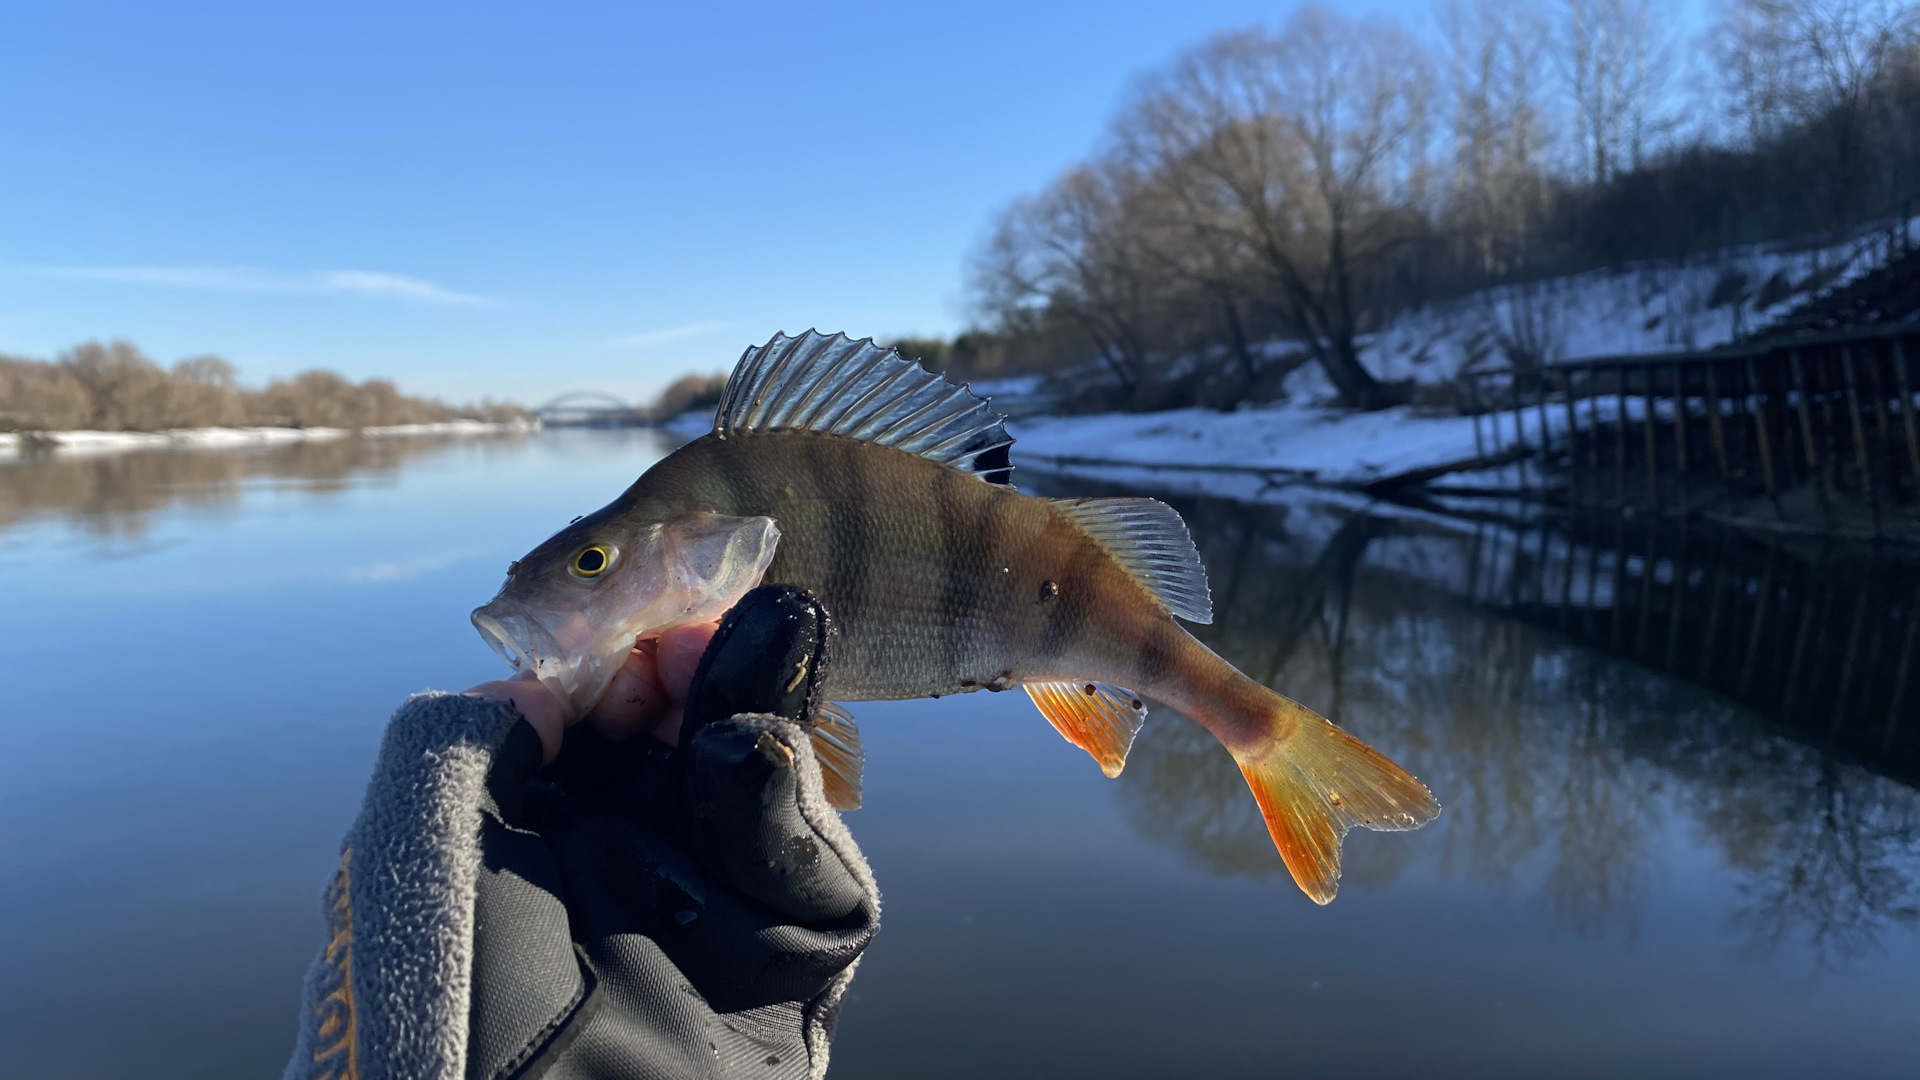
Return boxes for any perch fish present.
[472,330,1440,903]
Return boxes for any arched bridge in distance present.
[532,390,647,427]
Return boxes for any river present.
[1,428,1914,1078]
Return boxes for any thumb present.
[684,716,873,925]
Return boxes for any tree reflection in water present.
[14,445,1912,967]
[1031,475,1920,967]
[0,433,531,539]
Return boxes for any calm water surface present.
[1,429,1916,1079]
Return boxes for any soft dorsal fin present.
[809,701,865,811]
[1024,679,1148,778]
[1052,497,1213,624]
[714,330,1015,483]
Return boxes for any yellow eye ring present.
[570,545,613,578]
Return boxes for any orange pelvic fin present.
[809,702,865,811]
[1233,693,1440,905]
[1024,679,1148,778]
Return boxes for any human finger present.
[466,671,568,763]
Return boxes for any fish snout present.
[471,600,565,678]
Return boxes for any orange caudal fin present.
[1231,693,1440,905]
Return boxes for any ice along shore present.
[0,418,540,459]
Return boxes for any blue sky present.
[4,0,1528,406]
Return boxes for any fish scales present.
[473,330,1441,904]
[633,430,1139,701]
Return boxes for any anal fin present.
[809,702,865,811]
[1023,680,1148,778]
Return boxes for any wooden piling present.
[1705,359,1733,512]
[1585,367,1605,502]
[1789,350,1833,527]
[1643,363,1660,512]
[1894,339,1920,507]
[1841,345,1880,535]
[1615,370,1629,508]
[1866,341,1894,469]
[1561,366,1583,503]
[1885,580,1920,755]
[1817,352,1841,482]
[1672,362,1691,517]
[1745,354,1784,519]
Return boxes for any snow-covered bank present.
[1011,402,1559,489]
[1004,219,1920,502]
[1287,220,1918,401]
[0,419,538,460]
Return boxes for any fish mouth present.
[471,601,567,680]
[471,597,631,710]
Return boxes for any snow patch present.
[1012,401,1557,487]
[0,420,537,461]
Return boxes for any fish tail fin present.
[1229,691,1439,905]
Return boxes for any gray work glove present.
[285,586,879,1080]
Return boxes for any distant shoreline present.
[0,418,541,459]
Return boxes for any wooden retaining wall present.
[1462,324,1920,542]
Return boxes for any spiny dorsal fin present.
[810,701,865,811]
[1024,679,1148,778]
[1051,497,1213,624]
[714,330,1015,483]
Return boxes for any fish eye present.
[569,545,613,579]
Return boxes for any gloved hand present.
[284,586,878,1080]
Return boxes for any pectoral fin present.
[809,702,865,811]
[1023,680,1148,778]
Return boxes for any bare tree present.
[167,355,246,427]
[1713,0,1804,147]
[59,341,172,431]
[1121,8,1435,409]
[1558,0,1678,184]
[1713,0,1920,223]
[0,355,91,431]
[973,157,1161,395]
[1438,0,1554,276]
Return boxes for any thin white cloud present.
[610,321,727,348]
[29,265,489,305]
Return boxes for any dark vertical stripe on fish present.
[1138,618,1179,685]
[714,436,756,507]
[826,440,873,626]
[932,465,968,672]
[966,480,1002,671]
[1037,518,1098,663]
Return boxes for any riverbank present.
[0,418,539,459]
[1008,401,1556,494]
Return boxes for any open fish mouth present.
[472,601,577,689]
[468,595,560,672]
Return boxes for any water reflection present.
[1030,474,1920,966]
[0,433,530,538]
[8,436,1915,971]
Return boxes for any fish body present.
[632,432,1147,700]
[475,331,1440,903]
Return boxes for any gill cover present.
[471,513,781,715]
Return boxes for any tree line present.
[964,0,1920,410]
[0,340,526,433]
